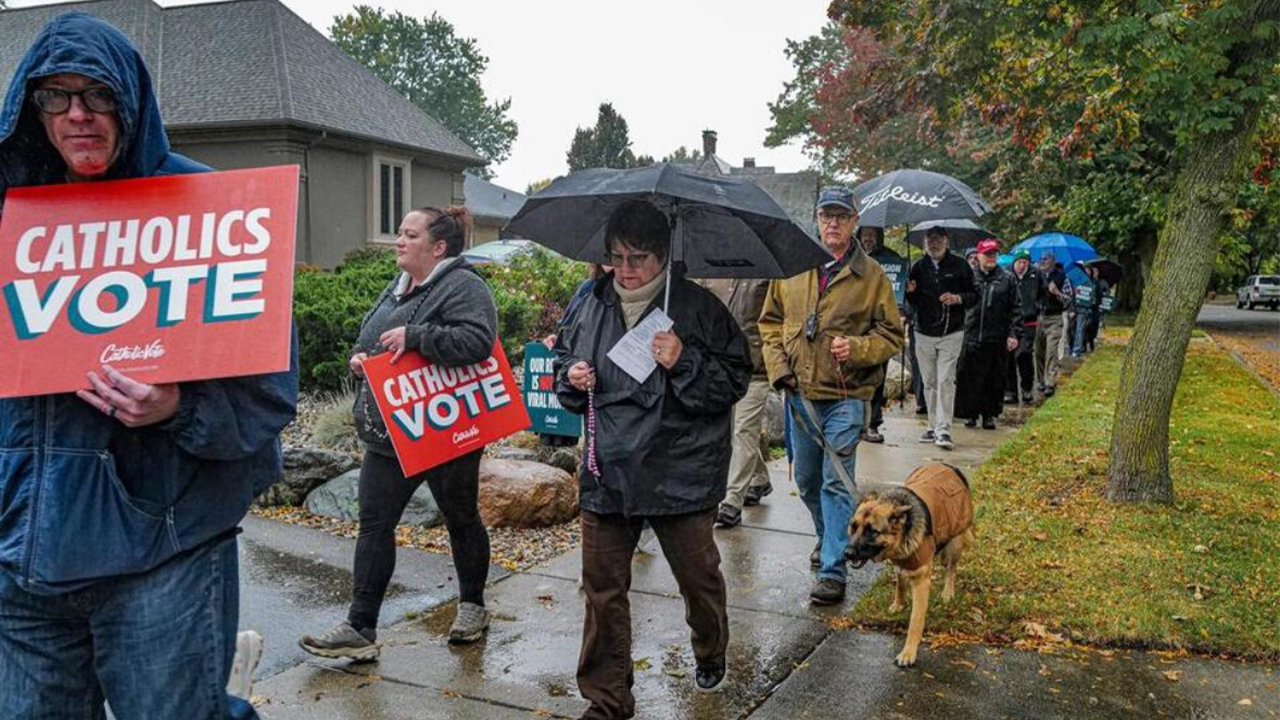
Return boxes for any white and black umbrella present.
[905,219,998,252]
[852,169,992,228]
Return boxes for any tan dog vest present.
[898,464,974,571]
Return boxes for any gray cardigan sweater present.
[352,257,499,456]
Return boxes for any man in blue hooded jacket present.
[0,14,297,720]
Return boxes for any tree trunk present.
[1106,2,1280,503]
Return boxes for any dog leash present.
[785,390,859,496]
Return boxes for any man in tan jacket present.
[759,186,904,605]
[700,278,774,528]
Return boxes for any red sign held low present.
[362,341,531,477]
[0,166,299,397]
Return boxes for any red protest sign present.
[0,166,298,398]
[362,341,531,477]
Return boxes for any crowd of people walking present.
[0,13,1113,720]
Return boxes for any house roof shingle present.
[463,173,525,222]
[0,0,485,166]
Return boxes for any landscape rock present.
[479,459,578,528]
[257,446,359,506]
[304,469,442,527]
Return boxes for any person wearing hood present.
[300,206,500,658]
[856,225,906,443]
[0,14,297,719]
[553,199,751,719]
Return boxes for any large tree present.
[330,6,517,178]
[566,103,642,171]
[825,0,1280,503]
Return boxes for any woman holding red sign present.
[554,200,752,720]
[300,206,498,659]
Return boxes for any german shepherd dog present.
[845,463,975,667]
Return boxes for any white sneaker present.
[935,433,955,450]
[227,630,264,700]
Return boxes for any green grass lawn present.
[848,342,1280,660]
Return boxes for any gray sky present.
[11,0,830,192]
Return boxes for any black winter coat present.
[906,252,977,337]
[1011,267,1046,325]
[964,266,1021,347]
[553,272,752,517]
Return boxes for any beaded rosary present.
[585,382,601,479]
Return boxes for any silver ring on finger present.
[105,405,117,418]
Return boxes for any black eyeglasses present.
[31,87,118,115]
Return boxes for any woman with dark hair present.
[554,200,751,720]
[300,206,499,659]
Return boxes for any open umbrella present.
[905,219,998,252]
[506,164,831,308]
[851,169,992,228]
[851,169,992,409]
[1009,232,1098,266]
[1082,258,1123,286]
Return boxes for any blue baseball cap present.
[816,186,856,212]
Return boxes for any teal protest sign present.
[870,249,907,307]
[523,342,582,438]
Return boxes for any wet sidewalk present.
[248,406,1276,719]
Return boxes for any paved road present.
[1198,302,1280,353]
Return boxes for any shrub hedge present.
[292,246,587,392]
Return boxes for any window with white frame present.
[371,155,411,241]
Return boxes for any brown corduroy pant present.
[577,508,729,720]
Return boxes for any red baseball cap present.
[977,239,1000,255]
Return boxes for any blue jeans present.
[1072,310,1088,355]
[0,536,257,720]
[788,396,863,583]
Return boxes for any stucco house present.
[0,0,487,268]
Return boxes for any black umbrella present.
[1082,258,1123,286]
[852,169,992,228]
[905,219,998,252]
[852,169,992,411]
[506,164,832,308]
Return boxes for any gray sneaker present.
[449,602,490,645]
[227,630,263,700]
[935,433,955,450]
[299,622,379,661]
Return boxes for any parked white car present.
[1236,274,1280,310]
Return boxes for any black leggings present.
[348,449,490,631]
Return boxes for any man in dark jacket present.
[1034,252,1069,397]
[1004,249,1044,403]
[956,240,1020,428]
[554,200,751,718]
[905,226,977,449]
[0,14,296,720]
[699,277,774,527]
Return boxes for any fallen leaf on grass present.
[1192,545,1209,554]
[1162,671,1183,682]
[951,660,977,670]
[1023,622,1066,644]
[1033,532,1049,542]
[663,669,688,679]
[1238,698,1253,706]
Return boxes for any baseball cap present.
[977,239,1000,255]
[816,186,855,212]
[1014,249,1032,262]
